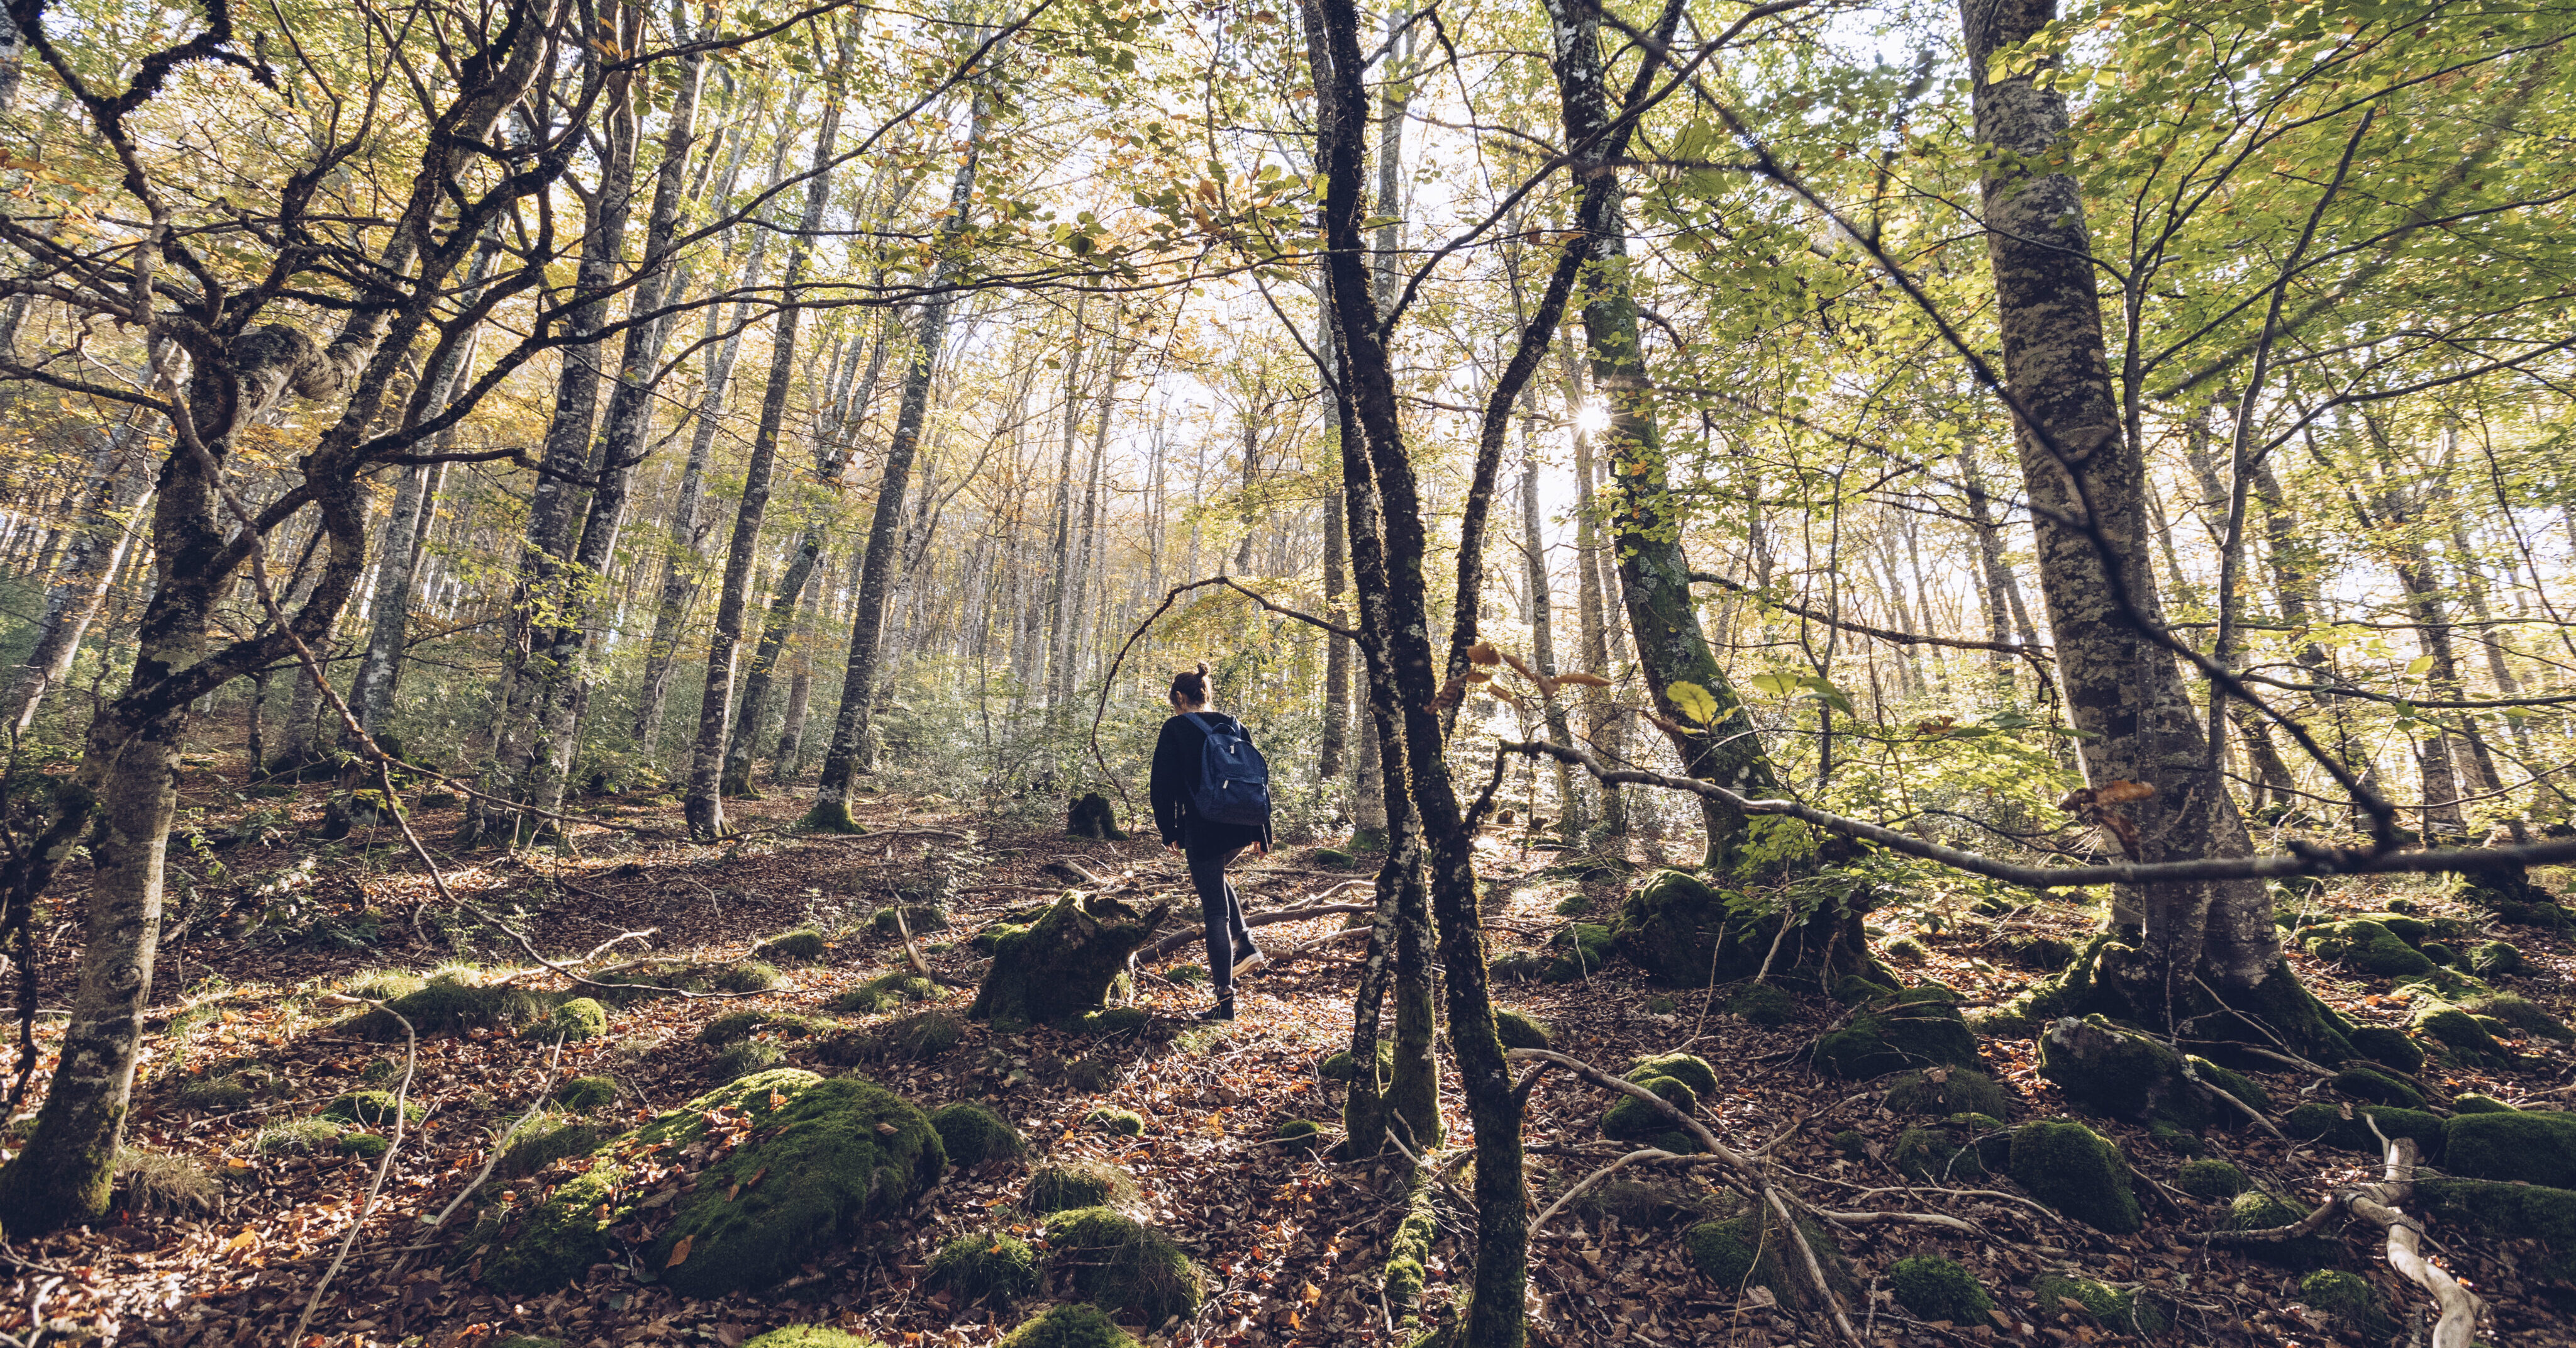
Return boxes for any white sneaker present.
[1232,949,1268,978]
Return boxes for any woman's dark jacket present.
[1148,712,1274,851]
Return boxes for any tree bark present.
[3,382,160,735]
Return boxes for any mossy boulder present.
[542,997,607,1042]
[2282,1102,2445,1156]
[1727,982,1798,1026]
[478,1069,943,1298]
[2009,1120,2140,1233]
[1274,1119,1329,1156]
[2033,1015,2262,1127]
[1892,1114,2007,1181]
[2007,934,2082,971]
[2444,1108,2576,1187]
[2331,1065,2424,1109]
[2451,1092,2513,1115]
[2175,1158,2248,1200]
[1813,985,1980,1079]
[2417,1178,2576,1281]
[927,1230,1041,1306]
[321,1090,423,1127]
[1311,847,1357,869]
[2468,939,2525,976]
[1492,1007,1551,1050]
[997,1304,1138,1348]
[750,928,829,964]
[825,1009,966,1064]
[2465,991,2572,1041]
[1612,868,1889,990]
[1043,1206,1205,1326]
[1624,1052,1718,1097]
[496,1115,614,1179]
[1541,922,1618,981]
[870,905,950,939]
[1086,1106,1146,1137]
[1884,1067,2011,1119]
[2346,1025,2424,1074]
[930,1101,1025,1166]
[2031,1273,2164,1335]
[970,892,1171,1028]
[714,1040,786,1082]
[1602,1076,1697,1143]
[553,1074,618,1110]
[2299,1269,2395,1340]
[1026,1161,1134,1214]
[1889,1254,1994,1322]
[2412,1005,2511,1067]
[1323,1040,1395,1083]
[2225,1191,2336,1268]
[1684,1203,1856,1308]
[2460,872,2571,929]
[345,974,547,1038]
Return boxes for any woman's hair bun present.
[1195,660,1209,676]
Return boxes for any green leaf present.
[1668,681,1719,726]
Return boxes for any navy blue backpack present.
[1184,712,1272,828]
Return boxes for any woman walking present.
[1148,662,1274,1022]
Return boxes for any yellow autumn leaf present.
[667,1234,694,1267]
[1667,681,1719,725]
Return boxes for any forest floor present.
[4,746,2574,1347]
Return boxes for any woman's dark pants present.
[1184,830,1256,995]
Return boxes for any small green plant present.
[256,1118,345,1154]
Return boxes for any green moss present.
[2008,1121,2140,1233]
[338,1132,389,1159]
[930,1101,1025,1166]
[1043,1206,1205,1326]
[1892,1123,1989,1181]
[2469,939,2525,976]
[751,928,829,964]
[2445,1108,2576,1187]
[2033,1015,2200,1127]
[741,1330,884,1348]
[175,1074,255,1111]
[1274,1119,1329,1156]
[1882,935,1928,964]
[1026,1161,1134,1214]
[321,1091,423,1127]
[2175,1159,2248,1199]
[1884,1067,2011,1119]
[710,961,786,994]
[2302,919,2435,976]
[1833,973,1897,1004]
[2190,1056,2271,1114]
[2226,1191,2336,1267]
[1603,1076,1697,1143]
[701,1010,769,1045]
[927,1230,1041,1306]
[1543,922,1619,981]
[2031,1274,2164,1335]
[1071,1006,1150,1035]
[2331,1066,2424,1109]
[345,976,546,1038]
[871,905,951,939]
[256,1118,345,1154]
[2451,1092,2512,1114]
[2299,1270,2394,1339]
[2007,934,2081,971]
[553,1074,618,1110]
[2346,1025,2424,1074]
[1727,983,1798,1026]
[834,1009,965,1062]
[2282,1102,2445,1156]
[2465,991,2572,1041]
[1384,1178,1439,1310]
[2417,1178,2576,1281]
[714,1039,786,1082]
[1322,1040,1394,1083]
[494,1338,571,1348]
[1684,1205,1855,1308]
[1086,1106,1146,1137]
[497,1115,614,1179]
[2412,1005,2511,1066]
[996,1303,1138,1348]
[1492,1007,1551,1050]
[1624,1053,1718,1096]
[543,997,606,1042]
[1888,1254,1993,1322]
[831,971,939,1015]
[1813,987,1981,1079]
[643,1075,943,1298]
[2459,874,2571,929]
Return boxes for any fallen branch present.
[2360,1137,2483,1348]
[1530,1147,1735,1239]
[487,929,656,986]
[895,908,975,989]
[1269,925,1376,965]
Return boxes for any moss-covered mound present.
[830,971,940,1015]
[2031,1273,2164,1335]
[1727,982,1798,1026]
[2225,1191,2336,1268]
[2445,1108,2576,1187]
[970,891,1170,1029]
[543,997,608,1041]
[1086,1106,1146,1137]
[822,1009,967,1064]
[553,1074,618,1110]
[475,1068,943,1298]
[2282,1102,2443,1156]
[1026,1161,1135,1214]
[1684,1203,1856,1308]
[872,905,951,939]
[1274,1119,1329,1156]
[752,928,830,964]
[1043,1206,1205,1326]
[2033,1015,2263,1128]
[2417,1178,2576,1281]
[2460,872,2572,929]
[1492,1007,1551,1050]
[1892,1113,2006,1181]
[2301,919,2434,976]
[930,1101,1025,1166]
[741,1330,883,1348]
[1884,1067,2011,1119]
[996,1304,1138,1348]
[2175,1158,2248,1200]
[496,1114,615,1179]
[1321,1041,1394,1083]
[321,1090,423,1127]
[2330,1065,2423,1109]
[1602,1075,1699,1145]
[2468,939,2525,976]
[714,1040,786,1082]
[2009,1121,2140,1233]
[1813,984,1980,1079]
[1624,1052,1718,1097]
[2346,1025,2424,1074]
[1541,922,1617,981]
[927,1230,1041,1306]
[343,973,548,1038]
[1609,869,1889,990]
[2299,1269,2394,1340]
[2411,1004,2511,1067]
[2465,991,2572,1041]
[1889,1254,1993,1322]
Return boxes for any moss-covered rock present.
[750,928,829,964]
[2331,1065,2423,1109]
[2302,921,2433,976]
[2444,1108,2576,1187]
[2226,1191,2336,1268]
[2465,991,2572,1041]
[996,1304,1138,1348]
[1727,982,1798,1026]
[1813,985,1981,1079]
[2032,1015,2267,1129]
[1892,1115,2006,1181]
[338,1131,389,1158]
[2451,1092,2513,1115]
[496,1114,613,1179]
[2468,939,2526,976]
[1611,869,1890,991]
[2460,872,2572,929]
[1274,1119,1329,1156]
[1066,791,1128,840]
[2346,1025,2424,1074]
[540,997,606,1042]
[2031,1274,2164,1335]
[1043,1206,1204,1326]
[930,1101,1024,1166]
[713,1039,785,1082]
[1085,1106,1146,1137]
[1026,1161,1134,1214]
[927,1230,1041,1306]
[1884,1067,2011,1119]
[830,971,939,1015]
[1889,1254,1994,1322]
[2417,1178,2576,1281]
[2299,1269,2394,1340]
[1624,1052,1718,1097]
[256,1118,347,1154]
[2006,934,2082,972]
[2282,1102,2445,1156]
[1603,1076,1698,1143]
[2009,1120,2140,1233]
[1492,1007,1551,1050]
[824,1009,965,1064]
[2412,1005,2511,1066]
[870,905,951,939]
[2175,1158,2249,1200]
[344,974,548,1038]
[553,1074,618,1110]
[1322,1040,1395,1083]
[1541,922,1618,981]
[1684,1204,1856,1308]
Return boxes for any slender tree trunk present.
[1961,0,2277,997]
[1320,479,1351,782]
[3,389,160,735]
[721,532,823,796]
[1523,420,1579,830]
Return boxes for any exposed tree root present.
[2202,1135,2485,1346]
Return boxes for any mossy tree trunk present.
[967,893,1169,1028]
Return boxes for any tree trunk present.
[721,530,823,796]
[1522,421,1579,831]
[1961,0,2279,998]
[3,394,159,735]
[808,74,997,830]
[1319,482,1351,781]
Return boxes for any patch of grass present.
[256,1118,346,1155]
[499,1113,615,1178]
[996,1304,1136,1347]
[713,1039,786,1082]
[552,1074,619,1110]
[708,961,785,994]
[926,1230,1041,1306]
[1042,1206,1205,1326]
[541,997,608,1042]
[174,1072,255,1112]
[1026,1161,1135,1214]
[113,1148,216,1215]
[1087,1106,1146,1137]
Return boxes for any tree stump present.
[968,891,1170,1028]
[1066,792,1127,840]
